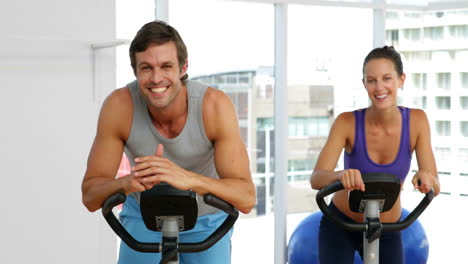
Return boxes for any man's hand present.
[132,144,198,191]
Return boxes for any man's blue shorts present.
[117,196,233,264]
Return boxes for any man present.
[81,20,256,264]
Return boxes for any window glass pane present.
[435,120,451,136]
[435,147,451,161]
[288,3,373,235]
[424,26,444,41]
[169,1,274,262]
[435,96,451,110]
[116,0,155,87]
[388,10,468,262]
[449,25,468,39]
[461,121,468,137]
[412,73,427,90]
[436,72,451,90]
[461,96,468,109]
[461,72,468,89]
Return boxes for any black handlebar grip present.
[382,189,434,231]
[204,194,239,217]
[102,192,127,215]
[316,182,367,232]
[102,193,161,253]
[178,193,239,253]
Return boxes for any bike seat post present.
[162,216,180,264]
[363,200,382,264]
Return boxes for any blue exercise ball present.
[401,208,429,264]
[287,211,321,263]
[287,208,429,264]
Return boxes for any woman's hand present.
[337,169,365,192]
[412,170,440,196]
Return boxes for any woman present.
[310,46,440,263]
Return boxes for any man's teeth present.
[376,94,387,99]
[151,87,168,93]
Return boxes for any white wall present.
[0,1,117,263]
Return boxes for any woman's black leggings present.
[318,202,404,264]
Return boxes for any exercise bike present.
[102,183,239,264]
[316,173,433,264]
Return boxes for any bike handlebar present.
[315,181,434,232]
[102,192,239,253]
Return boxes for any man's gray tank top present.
[124,80,220,217]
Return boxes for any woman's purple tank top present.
[344,107,412,182]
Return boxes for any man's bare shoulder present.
[202,87,237,140]
[203,87,231,107]
[97,86,133,139]
[103,86,132,107]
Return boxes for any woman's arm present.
[311,112,365,191]
[411,109,440,196]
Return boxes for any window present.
[435,147,451,161]
[422,96,427,109]
[461,72,468,89]
[458,148,468,161]
[436,72,451,90]
[461,97,468,109]
[424,26,444,41]
[435,96,451,110]
[449,25,468,39]
[461,121,468,137]
[403,28,421,41]
[386,29,399,46]
[226,75,237,84]
[412,73,427,90]
[258,117,330,137]
[412,96,427,109]
[435,120,451,136]
[385,7,468,263]
[402,51,431,64]
[238,73,251,84]
[291,117,330,137]
[288,159,313,171]
[288,157,319,182]
[215,75,225,84]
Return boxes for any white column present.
[373,0,386,48]
[274,3,288,264]
[155,0,169,22]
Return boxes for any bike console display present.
[140,183,198,232]
[349,173,401,213]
